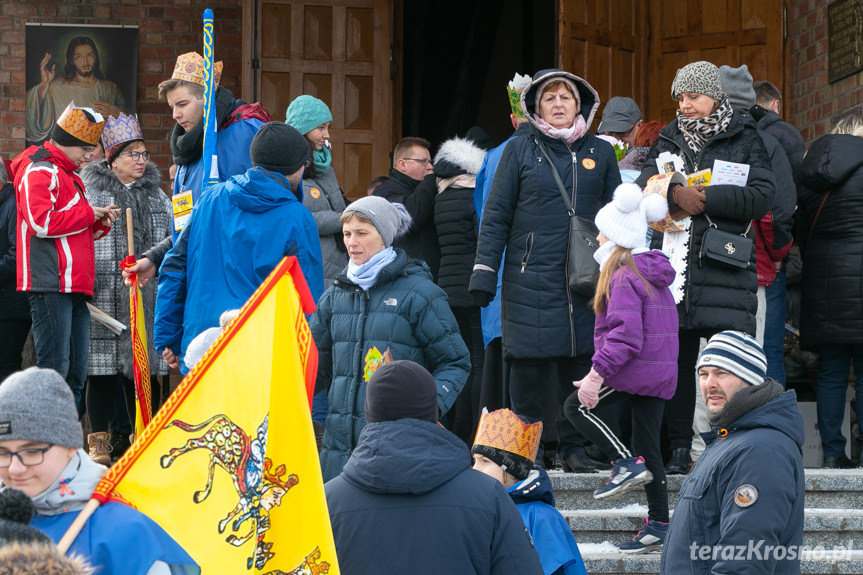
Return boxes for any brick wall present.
[0,0,244,180]
[788,0,863,144]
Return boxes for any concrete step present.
[578,551,863,574]
[564,507,863,547]
[549,468,863,511]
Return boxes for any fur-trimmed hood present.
[521,69,600,133]
[433,136,487,179]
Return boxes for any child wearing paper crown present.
[471,409,588,575]
[563,183,679,554]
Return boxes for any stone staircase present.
[550,469,863,574]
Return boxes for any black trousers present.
[509,356,595,457]
[449,306,485,445]
[0,318,30,383]
[666,329,714,450]
[565,387,669,523]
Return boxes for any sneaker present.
[619,518,668,554]
[593,456,653,500]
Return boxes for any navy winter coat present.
[636,109,775,334]
[661,388,804,574]
[798,134,863,348]
[325,419,545,575]
[470,69,621,359]
[310,249,470,480]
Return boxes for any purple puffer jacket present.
[592,250,679,399]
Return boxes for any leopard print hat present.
[671,61,724,102]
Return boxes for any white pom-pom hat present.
[594,183,668,249]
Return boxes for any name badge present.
[172,190,194,232]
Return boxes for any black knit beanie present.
[250,122,310,176]
[0,489,53,546]
[364,360,438,424]
[470,444,533,481]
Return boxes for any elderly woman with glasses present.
[80,114,173,467]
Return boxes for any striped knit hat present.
[696,331,767,386]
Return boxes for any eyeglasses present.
[120,151,150,161]
[402,158,432,166]
[0,445,53,468]
[81,147,95,156]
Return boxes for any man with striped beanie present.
[662,330,805,574]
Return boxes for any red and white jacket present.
[12,142,110,295]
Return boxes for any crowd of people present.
[0,46,855,573]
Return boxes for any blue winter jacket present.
[325,419,545,575]
[155,167,323,371]
[310,249,470,480]
[508,466,588,575]
[470,69,621,359]
[661,388,805,574]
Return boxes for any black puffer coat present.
[798,134,863,348]
[470,69,621,359]
[635,110,774,334]
[0,183,29,320]
[434,137,487,308]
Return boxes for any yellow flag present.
[94,257,338,574]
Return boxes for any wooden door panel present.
[244,0,392,201]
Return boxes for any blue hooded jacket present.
[155,166,323,370]
[661,388,805,574]
[508,466,588,575]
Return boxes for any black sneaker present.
[619,518,668,553]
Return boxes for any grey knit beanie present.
[719,64,756,109]
[250,122,310,176]
[671,61,724,102]
[285,95,333,136]
[0,368,82,449]
[343,196,412,247]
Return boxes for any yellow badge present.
[309,187,321,199]
[582,158,596,170]
[734,483,758,508]
[172,190,194,232]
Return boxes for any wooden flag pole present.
[126,207,134,257]
[57,498,101,553]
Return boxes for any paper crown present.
[101,114,144,155]
[473,408,542,461]
[172,52,224,88]
[55,102,105,146]
[507,73,532,119]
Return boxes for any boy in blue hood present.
[472,409,588,575]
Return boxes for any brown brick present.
[9,99,24,112]
[2,4,38,17]
[10,126,24,140]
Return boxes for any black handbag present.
[535,135,599,296]
[699,214,753,270]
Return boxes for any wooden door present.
[242,0,393,200]
[646,0,785,123]
[558,0,649,126]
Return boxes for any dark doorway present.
[399,0,556,152]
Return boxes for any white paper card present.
[711,160,750,186]
[655,151,685,174]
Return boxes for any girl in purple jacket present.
[564,183,679,554]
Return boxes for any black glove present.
[470,290,494,308]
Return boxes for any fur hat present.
[719,64,756,109]
[343,196,412,247]
[0,368,82,449]
[0,542,93,575]
[285,95,333,137]
[250,122,310,176]
[696,331,767,386]
[364,361,438,424]
[671,61,724,102]
[595,184,668,249]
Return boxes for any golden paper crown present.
[474,409,542,461]
[172,52,224,88]
[101,114,143,155]
[55,102,105,146]
[507,73,532,119]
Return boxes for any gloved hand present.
[470,290,494,308]
[572,368,604,409]
[670,184,706,215]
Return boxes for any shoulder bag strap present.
[534,130,575,217]
[704,213,752,236]
[807,190,832,243]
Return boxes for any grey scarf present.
[30,450,106,516]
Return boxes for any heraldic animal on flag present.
[91,256,338,574]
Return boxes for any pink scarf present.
[532,113,587,145]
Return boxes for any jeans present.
[28,292,89,416]
[311,390,328,426]
[816,344,863,458]
[764,270,787,386]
